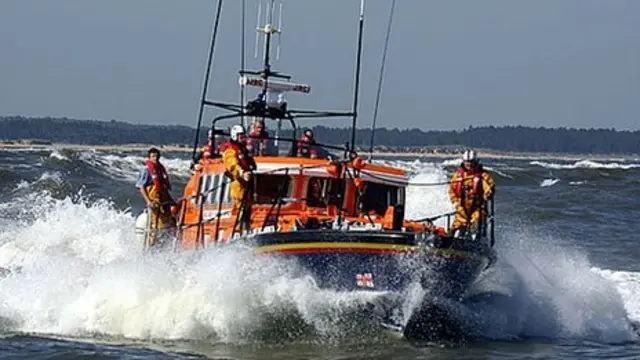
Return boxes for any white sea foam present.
[531,160,640,170]
[540,178,560,187]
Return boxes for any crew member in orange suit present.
[448,149,496,236]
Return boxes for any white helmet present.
[230,124,246,141]
[462,149,477,162]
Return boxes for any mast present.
[246,0,287,143]
[350,0,365,153]
[199,0,355,159]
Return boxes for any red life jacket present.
[145,159,171,192]
[296,136,318,158]
[454,168,481,199]
[221,140,256,177]
[246,130,269,156]
[201,139,221,159]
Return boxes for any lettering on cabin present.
[228,225,280,241]
[202,209,231,220]
[331,221,382,231]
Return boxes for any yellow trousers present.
[451,205,485,233]
[145,185,175,246]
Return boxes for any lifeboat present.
[175,151,496,298]
[136,0,498,341]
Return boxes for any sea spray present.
[459,229,637,343]
[0,192,394,342]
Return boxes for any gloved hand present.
[242,170,252,182]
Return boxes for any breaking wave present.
[456,232,638,343]
[0,150,637,345]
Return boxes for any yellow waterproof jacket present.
[448,167,495,210]
[222,141,256,201]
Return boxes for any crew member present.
[191,129,223,172]
[221,125,257,232]
[448,149,496,236]
[306,178,327,207]
[136,147,176,246]
[246,118,271,156]
[296,129,318,158]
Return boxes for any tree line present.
[1,116,639,154]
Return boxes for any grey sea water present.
[0,146,639,359]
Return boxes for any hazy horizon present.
[1,0,639,131]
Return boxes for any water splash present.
[458,230,637,343]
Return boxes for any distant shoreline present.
[0,140,637,161]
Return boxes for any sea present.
[0,146,639,359]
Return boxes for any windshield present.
[254,174,292,204]
[359,182,404,216]
[306,177,341,207]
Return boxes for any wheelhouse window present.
[254,174,292,204]
[359,182,404,216]
[306,177,341,207]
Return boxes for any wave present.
[540,178,560,187]
[0,156,636,345]
[531,160,640,170]
[78,151,191,183]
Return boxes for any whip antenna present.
[276,2,283,60]
[191,0,224,162]
[368,0,396,160]
[349,0,365,152]
[240,0,247,127]
[254,1,261,59]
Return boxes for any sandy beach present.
[0,141,636,161]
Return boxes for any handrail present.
[343,167,374,225]
[206,122,358,160]
[261,167,287,230]
[409,211,457,224]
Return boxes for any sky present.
[1,0,639,131]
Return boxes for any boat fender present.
[326,162,340,177]
[352,156,366,170]
[353,178,364,189]
[134,210,150,251]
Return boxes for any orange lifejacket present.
[201,144,212,159]
[453,168,481,199]
[220,140,256,178]
[145,159,171,192]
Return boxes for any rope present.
[361,169,495,188]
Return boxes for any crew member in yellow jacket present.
[220,125,257,231]
[448,149,496,236]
